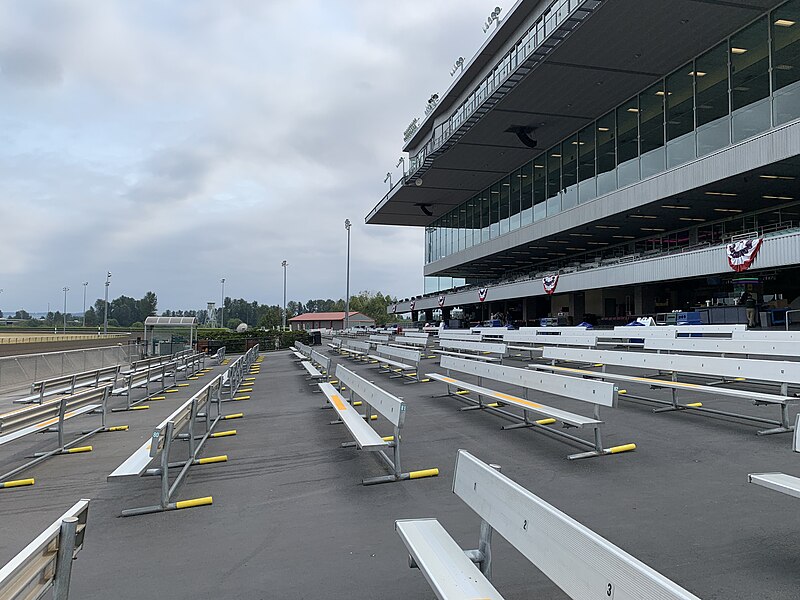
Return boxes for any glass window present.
[731,16,771,141]
[480,193,490,242]
[546,146,561,216]
[772,1,800,124]
[467,198,472,248]
[510,168,522,231]
[533,155,546,221]
[457,206,465,252]
[578,123,596,203]
[596,111,617,196]
[489,183,500,239]
[616,96,640,186]
[666,62,696,167]
[499,175,510,235]
[520,161,533,226]
[640,81,665,178]
[561,135,578,210]
[695,42,730,156]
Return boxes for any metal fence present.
[0,343,141,394]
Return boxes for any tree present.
[14,310,31,320]
[84,307,98,326]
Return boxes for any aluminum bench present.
[396,450,702,600]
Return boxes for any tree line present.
[4,289,399,329]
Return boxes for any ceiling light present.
[731,47,748,54]
[551,153,561,158]
[612,235,636,239]
[595,225,621,229]
[566,247,583,251]
[534,164,545,168]
[517,174,529,178]
[571,141,585,145]
[597,127,610,132]
[641,227,667,232]
[763,195,794,200]
[760,174,796,180]
[569,233,592,237]
[689,71,707,77]
[705,191,737,197]
[776,64,795,70]
[552,240,570,244]
[491,190,500,194]
[714,208,743,213]
[627,107,640,113]
[629,214,658,219]
[775,19,796,27]
[679,217,706,222]
[661,204,691,209]
[587,241,609,245]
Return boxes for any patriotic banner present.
[438,295,446,307]
[543,274,559,295]
[478,288,488,302]
[726,238,763,272]
[410,300,416,311]
[391,303,397,314]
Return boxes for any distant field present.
[0,332,127,344]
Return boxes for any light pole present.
[281,261,288,330]
[344,219,351,330]
[220,278,226,329]
[103,272,111,335]
[82,282,88,327]
[62,287,69,334]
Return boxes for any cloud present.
[0,0,491,313]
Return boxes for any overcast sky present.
[0,0,495,314]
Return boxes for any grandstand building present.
[368,0,800,327]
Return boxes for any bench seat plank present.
[367,355,415,371]
[0,404,100,446]
[395,518,503,600]
[108,437,154,478]
[749,472,800,499]
[530,364,795,405]
[427,373,601,428]
[301,361,323,378]
[433,350,500,362]
[318,383,388,451]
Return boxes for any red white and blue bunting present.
[726,238,763,272]
[542,274,559,295]
[438,295,446,307]
[478,288,488,302]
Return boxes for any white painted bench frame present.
[541,346,800,435]
[369,345,422,383]
[397,450,702,600]
[429,356,630,460]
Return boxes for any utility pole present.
[281,261,288,330]
[62,287,69,334]
[220,278,226,329]
[344,219,351,330]
[82,282,88,326]
[103,272,111,335]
